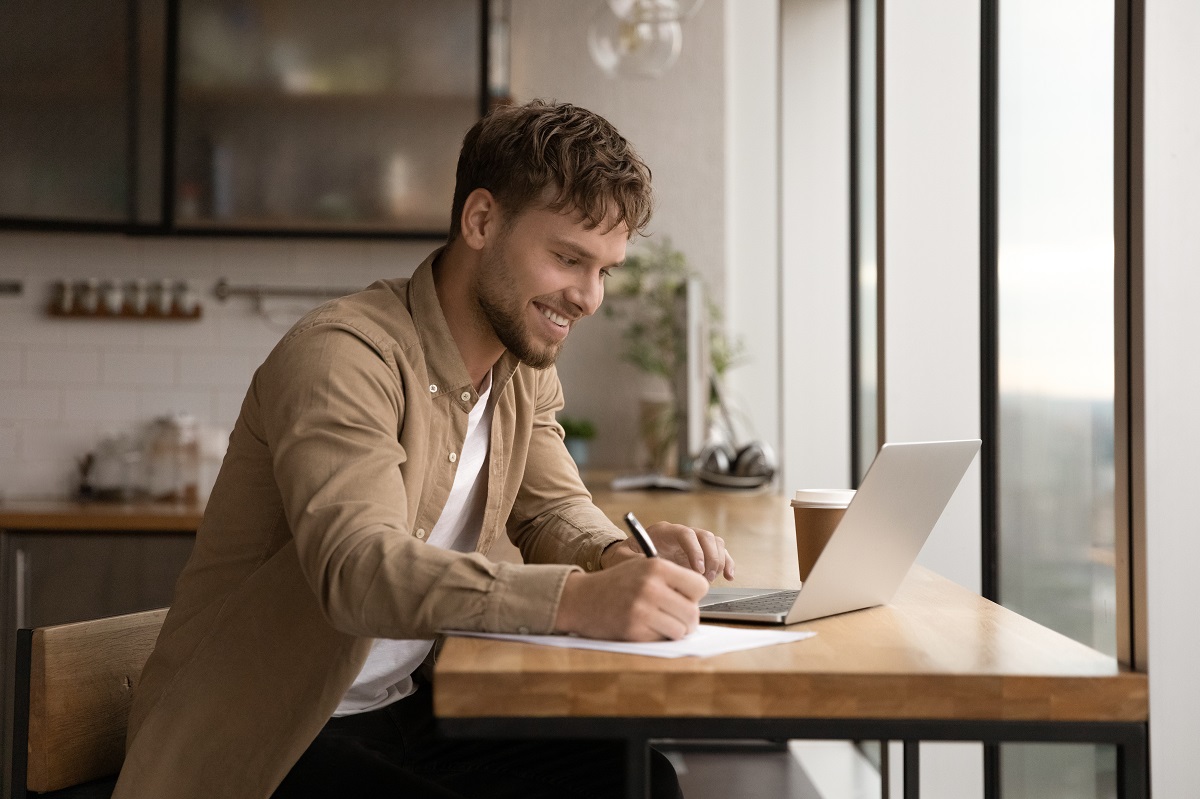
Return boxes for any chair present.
[10,608,166,799]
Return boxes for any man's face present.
[473,204,628,369]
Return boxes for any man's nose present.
[567,272,605,318]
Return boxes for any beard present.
[474,246,565,370]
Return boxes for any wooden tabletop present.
[437,486,1147,724]
[0,500,204,532]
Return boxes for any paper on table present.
[441,624,815,659]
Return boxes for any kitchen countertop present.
[0,500,204,532]
[0,473,758,534]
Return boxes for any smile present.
[537,304,570,328]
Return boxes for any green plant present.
[604,237,743,396]
[558,415,597,440]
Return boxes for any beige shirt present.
[113,250,624,799]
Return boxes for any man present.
[113,100,733,799]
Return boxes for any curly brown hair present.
[448,100,653,241]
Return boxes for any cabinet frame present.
[0,0,492,239]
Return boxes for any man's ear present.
[460,188,501,251]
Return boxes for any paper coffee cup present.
[790,489,856,581]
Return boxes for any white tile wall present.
[62,387,143,423]
[0,231,431,499]
[0,386,64,422]
[102,350,177,387]
[0,346,22,383]
[0,225,660,499]
[25,347,102,384]
[0,428,16,464]
[176,350,261,389]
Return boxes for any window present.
[993,1,1119,794]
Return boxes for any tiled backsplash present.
[0,232,430,499]
[1,231,657,500]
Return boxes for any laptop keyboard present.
[702,590,801,615]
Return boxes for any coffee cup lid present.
[790,488,856,508]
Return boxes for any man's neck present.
[432,242,504,391]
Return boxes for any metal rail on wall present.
[213,278,360,302]
[213,278,361,314]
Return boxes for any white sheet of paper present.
[441,624,815,659]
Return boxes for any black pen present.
[623,512,658,558]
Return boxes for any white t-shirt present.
[333,371,495,716]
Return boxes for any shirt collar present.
[406,248,521,401]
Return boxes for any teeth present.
[541,307,569,326]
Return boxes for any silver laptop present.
[698,439,981,625]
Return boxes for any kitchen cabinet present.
[0,506,198,799]
[0,0,492,237]
[0,0,164,227]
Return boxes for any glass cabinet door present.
[0,2,135,225]
[173,0,483,234]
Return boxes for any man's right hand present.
[553,558,710,642]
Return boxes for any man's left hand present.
[602,521,735,582]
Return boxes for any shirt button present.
[518,626,530,635]
[460,391,471,402]
[448,452,457,463]
[416,528,426,539]
[585,563,594,572]
[429,384,437,393]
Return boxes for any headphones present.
[694,376,776,488]
[694,440,776,489]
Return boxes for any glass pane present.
[0,1,132,223]
[997,1,1116,797]
[174,0,480,233]
[853,0,878,484]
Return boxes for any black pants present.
[271,682,683,799]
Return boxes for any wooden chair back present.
[11,608,167,796]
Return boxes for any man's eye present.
[599,268,613,279]
[557,254,579,266]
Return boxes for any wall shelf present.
[45,306,202,321]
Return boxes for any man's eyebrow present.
[549,236,624,269]
[548,237,593,259]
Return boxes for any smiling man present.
[113,101,733,799]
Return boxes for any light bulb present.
[588,0,683,79]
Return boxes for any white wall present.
[779,0,851,492]
[883,0,982,593]
[884,0,983,794]
[1143,0,1200,793]
[508,0,734,470]
[724,0,782,470]
[0,232,427,499]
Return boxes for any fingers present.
[637,561,703,640]
[693,527,725,581]
[555,558,705,642]
[670,528,707,573]
[656,557,710,601]
[641,607,696,641]
[646,522,733,583]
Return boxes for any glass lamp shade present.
[605,0,706,21]
[588,0,683,79]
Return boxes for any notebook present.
[698,439,981,625]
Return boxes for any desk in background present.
[436,487,1148,798]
